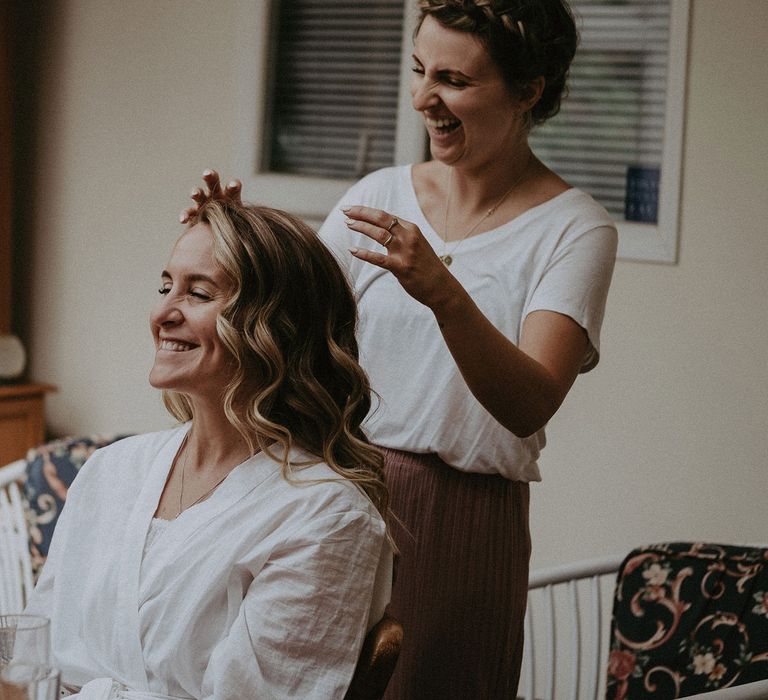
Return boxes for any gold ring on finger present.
[386,217,399,232]
[382,232,394,246]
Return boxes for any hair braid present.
[417,0,578,126]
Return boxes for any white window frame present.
[233,0,689,261]
[612,0,690,263]
[232,0,425,225]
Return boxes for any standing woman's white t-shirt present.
[319,165,617,481]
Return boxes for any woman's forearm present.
[431,281,584,438]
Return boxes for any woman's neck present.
[445,145,534,210]
[185,400,252,475]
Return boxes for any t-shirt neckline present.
[405,164,579,252]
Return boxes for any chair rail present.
[0,459,35,612]
[521,554,623,700]
[521,548,768,700]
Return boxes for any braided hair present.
[417,0,578,127]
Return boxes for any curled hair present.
[418,0,578,126]
[162,200,388,519]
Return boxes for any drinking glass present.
[0,615,59,700]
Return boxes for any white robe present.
[24,425,391,699]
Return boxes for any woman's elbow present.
[502,392,564,438]
[508,420,545,440]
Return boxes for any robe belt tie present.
[66,678,187,700]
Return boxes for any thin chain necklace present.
[176,432,233,517]
[439,154,532,267]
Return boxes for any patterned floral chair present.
[606,542,768,699]
[22,434,131,578]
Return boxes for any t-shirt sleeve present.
[526,222,618,372]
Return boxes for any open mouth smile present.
[425,116,462,134]
[158,340,198,352]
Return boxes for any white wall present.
[531,0,768,567]
[25,1,239,434]
[23,0,768,567]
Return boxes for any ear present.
[519,75,545,112]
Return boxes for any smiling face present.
[149,223,235,403]
[411,15,528,170]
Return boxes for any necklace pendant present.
[440,254,453,267]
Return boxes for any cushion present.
[23,435,131,577]
[606,542,768,699]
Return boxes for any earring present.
[520,109,533,132]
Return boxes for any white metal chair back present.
[0,459,34,613]
[518,554,623,700]
[519,550,768,700]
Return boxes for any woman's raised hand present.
[343,206,457,310]
[179,170,243,224]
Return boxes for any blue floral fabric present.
[23,435,131,578]
[606,542,768,699]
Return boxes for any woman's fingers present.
[343,204,453,308]
[349,246,390,268]
[202,169,222,197]
[183,172,243,224]
[224,180,243,205]
[342,205,399,231]
[345,217,395,248]
[190,187,206,204]
[200,172,242,203]
[179,205,199,224]
[343,206,407,247]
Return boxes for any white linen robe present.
[24,425,391,699]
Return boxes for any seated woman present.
[24,198,392,699]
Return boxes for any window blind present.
[265,0,672,222]
[267,0,404,179]
[530,0,671,221]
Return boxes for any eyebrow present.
[412,54,475,82]
[160,271,222,287]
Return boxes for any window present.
[531,0,689,262]
[234,0,688,260]
[233,0,424,226]
[265,0,404,179]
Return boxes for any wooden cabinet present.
[0,383,55,465]
[0,13,54,466]
[1,3,13,335]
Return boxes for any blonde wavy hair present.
[162,200,388,518]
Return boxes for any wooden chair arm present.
[344,613,403,700]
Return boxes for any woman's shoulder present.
[530,189,618,267]
[523,163,615,232]
[76,425,185,484]
[86,425,183,459]
[515,185,617,252]
[282,451,385,523]
[537,186,615,230]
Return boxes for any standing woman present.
[324,1,618,696]
[188,0,617,696]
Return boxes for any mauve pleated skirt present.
[380,447,531,700]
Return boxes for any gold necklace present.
[177,432,232,517]
[439,154,532,267]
